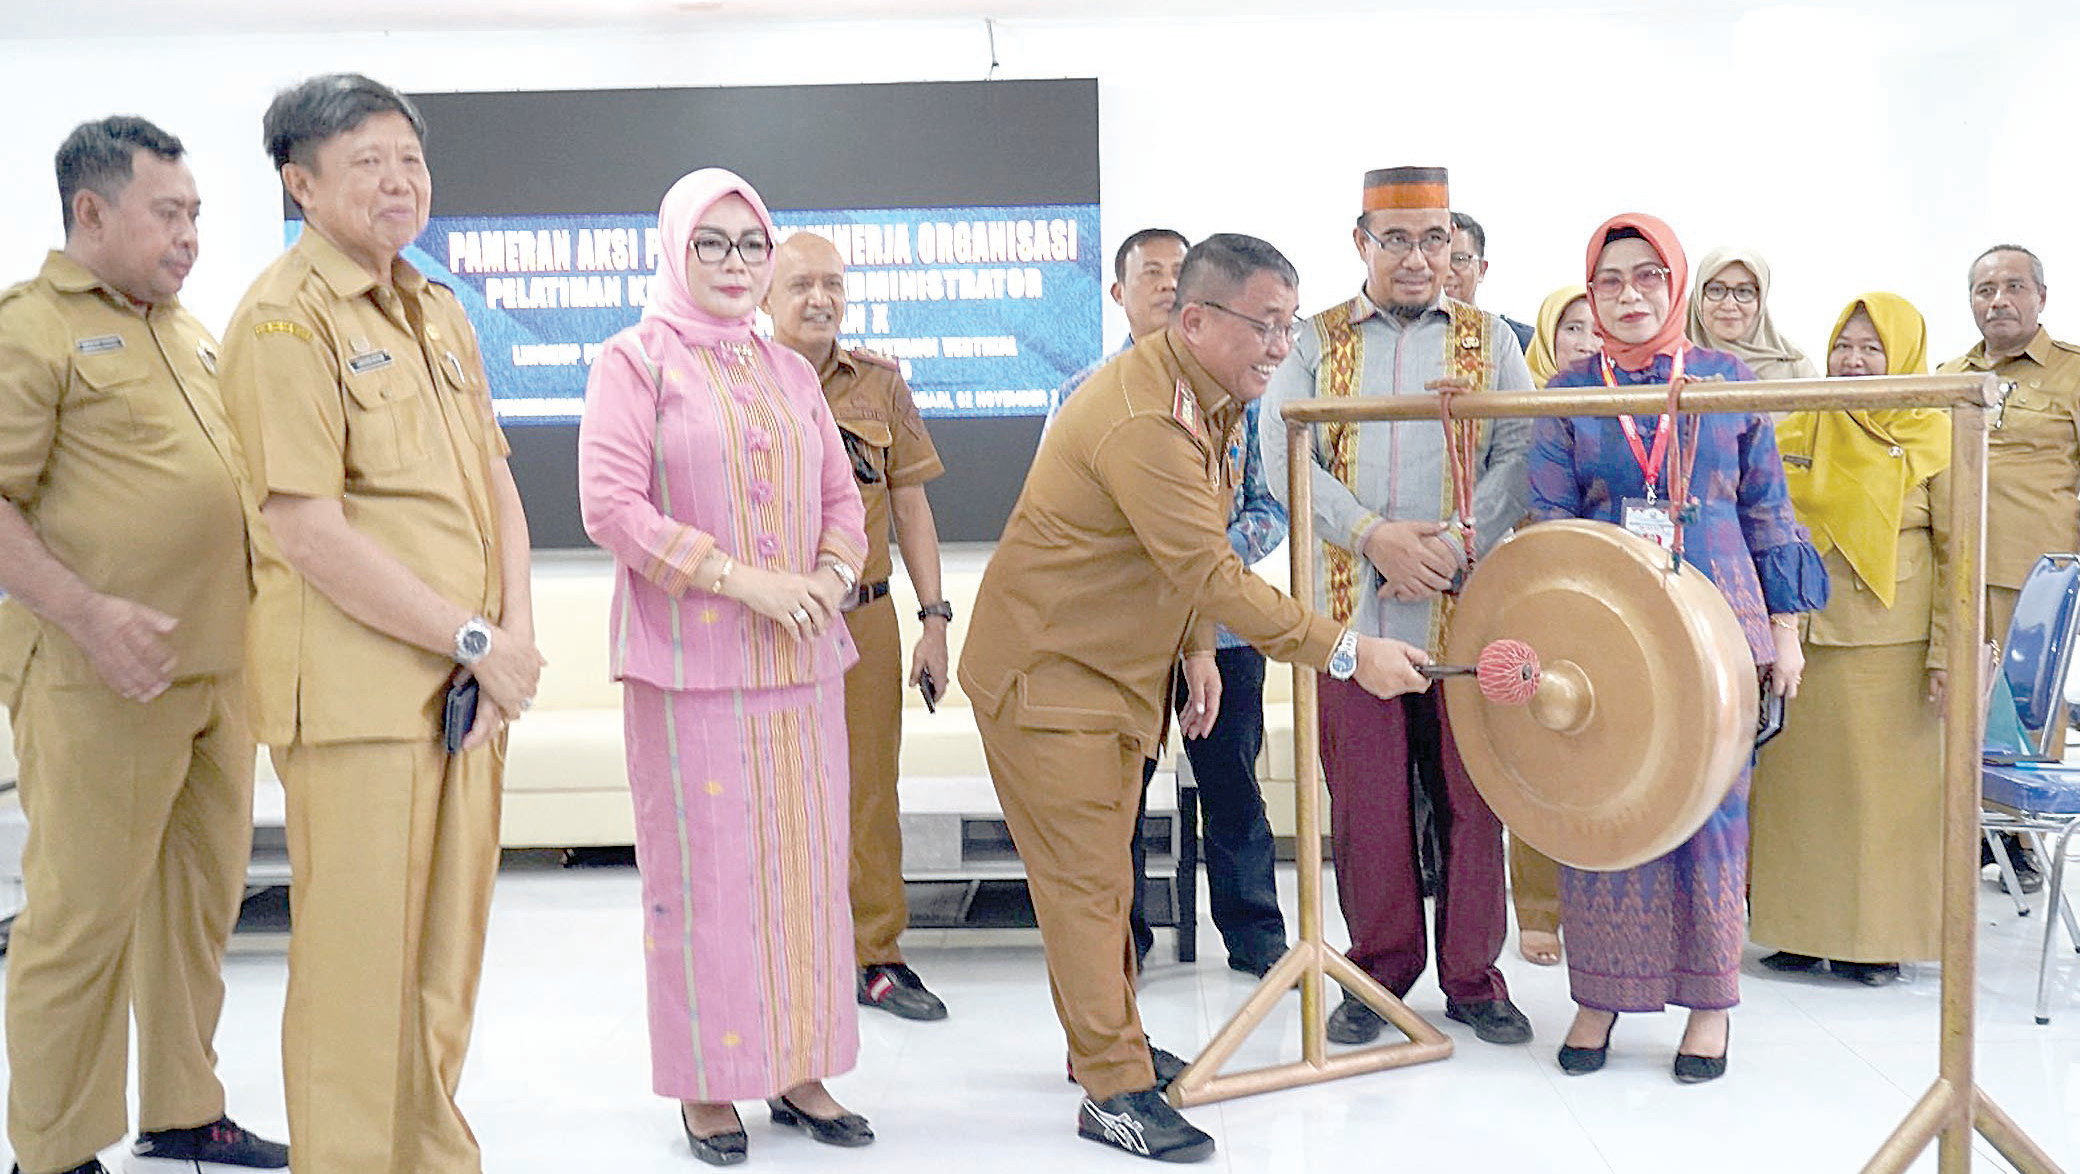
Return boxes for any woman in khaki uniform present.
[1750,293,1949,985]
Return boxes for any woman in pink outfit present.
[578,168,871,1166]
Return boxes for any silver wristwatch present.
[827,561,858,592]
[453,616,493,666]
[1326,629,1360,681]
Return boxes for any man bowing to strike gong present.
[959,234,1433,1163]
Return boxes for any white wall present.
[0,5,2075,364]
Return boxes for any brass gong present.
[1444,519,1758,871]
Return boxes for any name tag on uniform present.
[347,349,394,374]
[75,334,124,355]
[1621,498,1676,550]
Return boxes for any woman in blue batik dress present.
[1530,212,1828,1084]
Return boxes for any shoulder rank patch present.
[254,320,313,342]
[1172,378,1201,439]
[74,334,125,355]
[850,347,900,371]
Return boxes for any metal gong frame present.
[1167,373,2063,1174]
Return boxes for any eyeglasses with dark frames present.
[690,232,771,265]
[1200,300,1305,346]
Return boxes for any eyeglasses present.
[690,232,771,265]
[1589,264,1673,299]
[1200,300,1305,346]
[1700,281,1758,305]
[1448,252,1483,272]
[1360,224,1453,259]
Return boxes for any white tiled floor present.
[8,858,2080,1173]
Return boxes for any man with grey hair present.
[1938,243,2080,895]
[219,73,542,1173]
[0,115,287,1174]
[961,232,1433,1162]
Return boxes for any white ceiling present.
[0,0,1875,39]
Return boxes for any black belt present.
[850,579,891,610]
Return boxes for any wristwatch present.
[918,601,955,623]
[1326,629,1360,681]
[826,561,858,593]
[453,616,493,666]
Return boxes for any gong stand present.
[1167,374,2063,1174]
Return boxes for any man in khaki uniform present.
[766,234,954,1020]
[1937,244,2080,643]
[217,75,542,1174]
[958,234,1431,1163]
[1938,243,2080,895]
[0,118,288,1174]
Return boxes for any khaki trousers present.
[1988,584,2020,653]
[974,699,1153,1100]
[273,736,500,1174]
[5,666,252,1174]
[842,596,908,966]
[1508,832,1561,937]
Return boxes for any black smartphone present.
[442,674,481,754]
[918,667,940,714]
[1755,678,1786,748]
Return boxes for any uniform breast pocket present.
[836,418,892,486]
[343,372,431,476]
[435,355,494,451]
[70,349,159,443]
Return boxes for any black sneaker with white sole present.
[1077,1088,1215,1163]
[131,1115,289,1170]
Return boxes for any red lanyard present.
[1604,347,1687,502]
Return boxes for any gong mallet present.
[1421,637,1599,733]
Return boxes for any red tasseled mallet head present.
[1475,639,1541,706]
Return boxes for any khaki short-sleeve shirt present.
[0,251,251,699]
[220,229,510,745]
[818,347,944,584]
[1939,328,2080,589]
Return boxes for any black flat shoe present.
[1758,950,1825,973]
[681,1107,747,1167]
[1557,1012,1617,1075]
[1673,1022,1730,1084]
[1832,960,1901,987]
[768,1095,874,1147]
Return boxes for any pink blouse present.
[578,317,866,691]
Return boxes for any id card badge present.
[1621,497,1677,550]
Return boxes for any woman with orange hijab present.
[1529,213,1827,1084]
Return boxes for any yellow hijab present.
[1525,285,1590,387]
[1775,292,1950,606]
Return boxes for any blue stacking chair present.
[1980,554,2080,1023]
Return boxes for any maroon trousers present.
[1318,678,1508,1003]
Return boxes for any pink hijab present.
[643,167,776,348]
[1585,212,1690,371]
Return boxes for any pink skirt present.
[622,678,858,1100]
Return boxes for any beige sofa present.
[505,544,1320,848]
